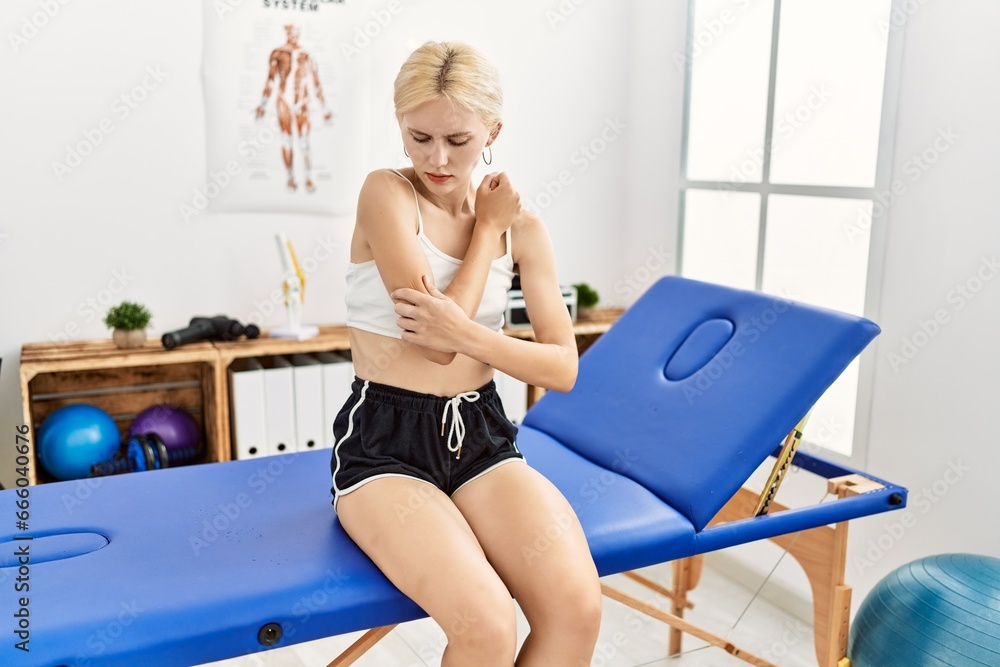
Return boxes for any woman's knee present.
[578,582,605,637]
[529,576,603,641]
[567,579,604,636]
[442,585,517,654]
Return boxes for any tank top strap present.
[505,227,511,258]
[388,168,423,234]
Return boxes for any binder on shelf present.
[314,351,355,449]
[289,354,325,453]
[258,355,297,456]
[494,371,528,425]
[228,358,268,460]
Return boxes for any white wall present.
[0,0,636,486]
[853,0,1000,593]
[623,1,686,299]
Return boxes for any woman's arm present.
[440,172,522,317]
[392,213,578,392]
[358,170,518,363]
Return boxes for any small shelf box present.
[20,339,221,485]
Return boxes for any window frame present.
[676,0,907,468]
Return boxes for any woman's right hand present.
[474,172,521,236]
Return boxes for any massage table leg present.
[601,583,776,667]
[712,487,854,667]
[669,558,693,655]
[621,558,702,657]
[774,515,851,667]
[325,625,397,667]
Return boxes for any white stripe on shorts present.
[331,380,369,500]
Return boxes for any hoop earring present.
[482,146,492,165]
[403,147,409,158]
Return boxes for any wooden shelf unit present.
[20,339,222,485]
[20,311,622,485]
[211,324,352,466]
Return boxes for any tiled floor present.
[200,561,817,667]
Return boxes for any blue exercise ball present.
[849,553,1000,666]
[38,404,121,480]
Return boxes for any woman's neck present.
[409,170,475,218]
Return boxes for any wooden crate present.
[20,339,222,485]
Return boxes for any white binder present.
[228,357,268,460]
[315,351,355,449]
[494,371,528,425]
[258,355,297,456]
[289,353,325,453]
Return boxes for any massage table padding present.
[0,276,904,667]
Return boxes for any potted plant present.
[104,301,152,349]
[573,283,600,319]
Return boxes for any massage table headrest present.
[523,275,880,531]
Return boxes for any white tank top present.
[345,169,515,339]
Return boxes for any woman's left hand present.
[391,275,470,353]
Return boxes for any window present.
[678,0,904,461]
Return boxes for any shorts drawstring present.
[440,391,481,459]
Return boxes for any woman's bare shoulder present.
[356,168,418,234]
[513,209,548,237]
[360,167,411,194]
[510,210,554,269]
[358,169,415,211]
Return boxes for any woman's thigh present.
[450,462,601,623]
[336,475,516,631]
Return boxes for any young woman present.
[332,41,602,666]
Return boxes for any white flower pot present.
[112,329,147,349]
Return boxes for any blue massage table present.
[0,276,907,667]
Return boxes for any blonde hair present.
[394,41,503,133]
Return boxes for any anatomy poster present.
[202,0,368,216]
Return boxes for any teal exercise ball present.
[849,553,1000,666]
[38,404,121,480]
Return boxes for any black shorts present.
[330,377,526,511]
